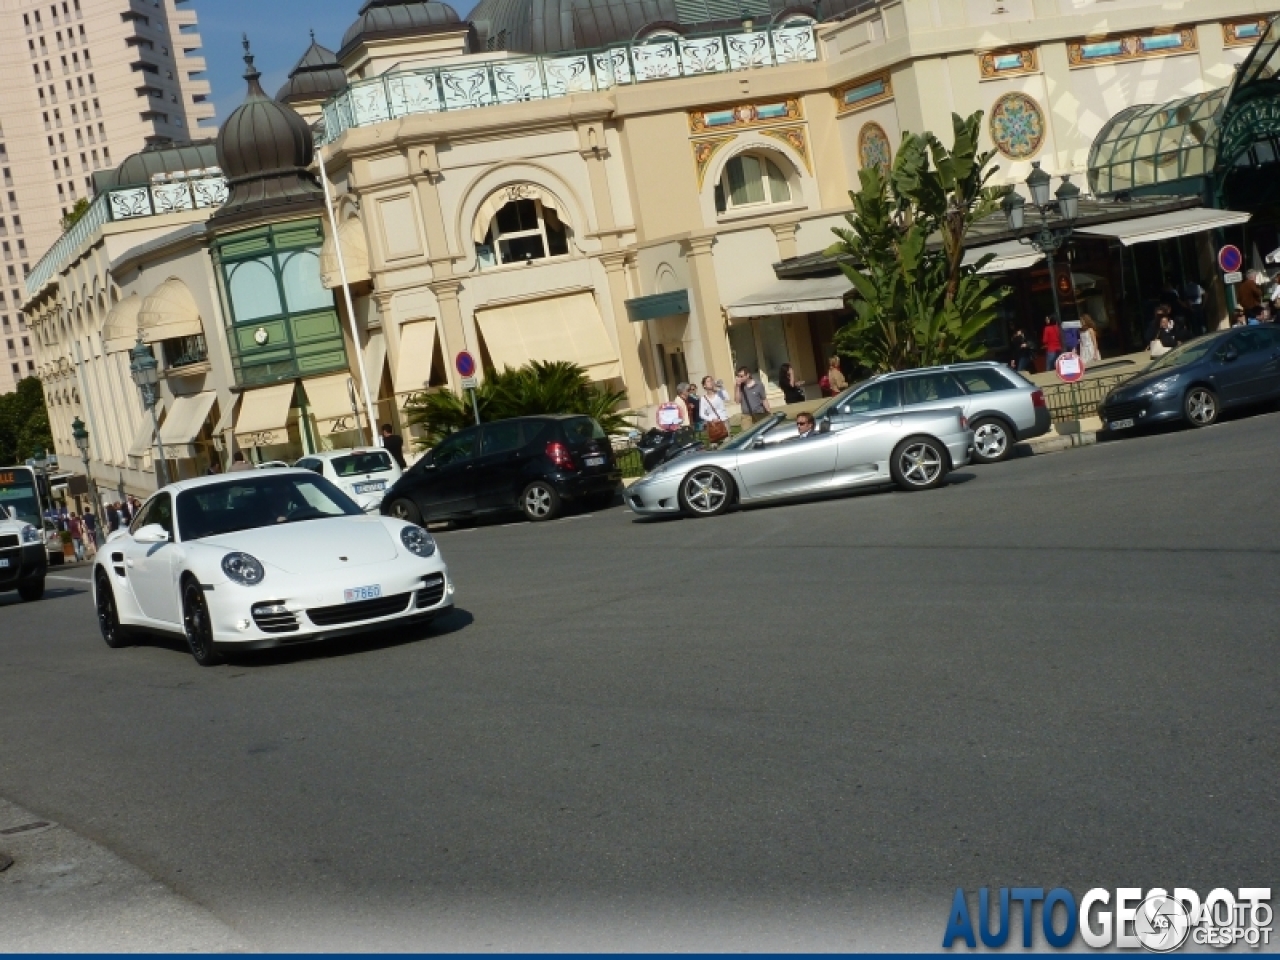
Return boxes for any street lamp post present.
[71,415,106,546]
[129,335,169,487]
[1001,161,1081,341]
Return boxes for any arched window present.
[480,198,569,267]
[714,154,792,214]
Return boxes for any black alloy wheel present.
[388,498,422,524]
[18,577,44,602]
[95,571,131,648]
[181,579,224,667]
[890,436,949,491]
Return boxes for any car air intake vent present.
[416,573,446,608]
[1101,400,1144,421]
[251,601,299,634]
[0,535,18,549]
[307,592,411,627]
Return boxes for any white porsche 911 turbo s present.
[92,470,454,666]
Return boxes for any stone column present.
[597,250,650,405]
[427,277,468,391]
[682,235,735,383]
[770,221,799,261]
[576,120,619,252]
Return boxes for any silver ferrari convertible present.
[625,408,972,518]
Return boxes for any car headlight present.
[221,552,265,585]
[20,524,40,544]
[400,525,436,558]
[1139,376,1180,398]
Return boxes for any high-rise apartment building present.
[0,0,214,395]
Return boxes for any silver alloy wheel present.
[1186,388,1217,425]
[683,469,728,514]
[898,441,943,486]
[390,501,412,520]
[523,484,554,519]
[973,422,1008,460]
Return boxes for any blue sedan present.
[1099,326,1280,431]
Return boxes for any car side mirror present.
[753,438,767,449]
[819,419,832,433]
[134,523,170,544]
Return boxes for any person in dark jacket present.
[777,363,805,404]
[380,423,407,470]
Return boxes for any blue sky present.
[195,0,476,124]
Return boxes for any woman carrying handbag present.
[699,375,730,444]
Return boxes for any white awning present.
[393,320,437,395]
[157,391,216,446]
[963,239,1045,274]
[475,292,620,382]
[302,373,359,428]
[234,382,296,447]
[127,414,158,458]
[725,274,851,319]
[102,294,143,353]
[1076,208,1251,246]
[138,277,203,343]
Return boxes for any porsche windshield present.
[176,474,364,540]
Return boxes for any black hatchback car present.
[381,415,622,524]
[1099,326,1280,432]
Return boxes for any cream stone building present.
[0,0,213,396]
[23,0,1280,503]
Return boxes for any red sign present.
[1055,351,1085,383]
[1219,245,1243,273]
[454,351,476,377]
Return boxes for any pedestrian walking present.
[82,508,99,548]
[67,512,84,562]
[1009,327,1034,372]
[1237,271,1263,313]
[735,367,771,423]
[105,501,120,534]
[699,375,729,443]
[1151,312,1179,356]
[777,362,805,404]
[1041,316,1062,371]
[1078,314,1102,365]
[380,423,407,470]
[1184,278,1207,335]
[673,382,700,431]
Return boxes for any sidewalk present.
[0,796,246,951]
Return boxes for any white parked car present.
[0,509,47,602]
[91,470,454,666]
[294,449,403,514]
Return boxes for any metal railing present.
[26,174,228,298]
[1041,373,1135,423]
[319,24,819,143]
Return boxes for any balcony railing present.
[319,24,819,143]
[26,174,228,298]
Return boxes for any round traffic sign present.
[1219,244,1243,273]
[1055,351,1085,383]
[455,351,476,377]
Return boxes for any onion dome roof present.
[339,0,464,57]
[276,32,349,104]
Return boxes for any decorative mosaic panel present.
[108,187,151,219]
[833,72,893,115]
[760,125,811,172]
[387,73,442,116]
[492,60,545,103]
[857,122,892,172]
[632,40,681,81]
[692,135,736,187]
[688,98,802,134]
[350,82,391,125]
[1067,27,1197,67]
[989,92,1045,160]
[543,54,595,95]
[978,47,1038,79]
[725,31,771,70]
[151,182,194,214]
[191,177,229,209]
[440,67,495,110]
[1223,18,1270,47]
[772,25,817,63]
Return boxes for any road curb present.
[1021,431,1098,456]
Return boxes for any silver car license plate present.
[0,557,8,568]
[344,584,382,603]
[1109,418,1135,430]
[584,455,605,467]
[354,480,386,495]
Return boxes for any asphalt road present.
[1,413,1277,950]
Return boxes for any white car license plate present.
[344,584,382,603]
[584,455,605,467]
[354,480,386,495]
[1109,418,1135,430]
[0,558,8,568]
